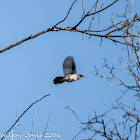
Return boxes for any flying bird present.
[54,56,84,85]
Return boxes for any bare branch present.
[53,0,78,27]
[70,102,122,139]
[73,0,119,29]
[0,0,140,54]
[1,94,50,140]
[42,109,53,140]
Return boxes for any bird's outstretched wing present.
[63,56,76,76]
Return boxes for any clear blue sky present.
[0,0,139,140]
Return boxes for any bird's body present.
[54,56,84,85]
[65,74,82,82]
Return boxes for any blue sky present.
[0,0,140,140]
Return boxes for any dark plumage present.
[54,76,65,84]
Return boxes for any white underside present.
[65,74,79,81]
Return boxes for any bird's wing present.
[63,56,76,76]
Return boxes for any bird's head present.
[79,74,85,79]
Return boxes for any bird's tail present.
[54,76,66,85]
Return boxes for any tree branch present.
[1,94,50,140]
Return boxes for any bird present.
[54,56,84,85]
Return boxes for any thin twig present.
[98,4,103,35]
[53,0,78,27]
[42,109,53,140]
